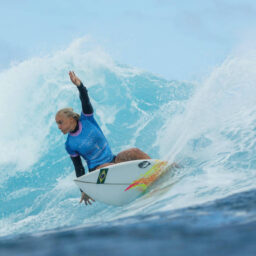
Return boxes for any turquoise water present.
[0,38,256,255]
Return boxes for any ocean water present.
[0,38,256,255]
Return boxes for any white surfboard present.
[74,159,171,206]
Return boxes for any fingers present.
[69,70,75,80]
[85,196,94,205]
[79,194,84,204]
[83,198,92,206]
[69,71,75,81]
[79,193,95,206]
[70,71,76,79]
[86,195,95,203]
[69,71,81,86]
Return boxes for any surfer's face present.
[55,113,76,134]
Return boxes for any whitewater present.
[0,38,256,255]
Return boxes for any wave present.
[0,37,255,237]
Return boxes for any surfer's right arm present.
[71,156,95,205]
[71,156,85,178]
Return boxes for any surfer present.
[55,71,151,205]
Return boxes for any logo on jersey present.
[97,168,108,184]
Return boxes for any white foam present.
[0,37,143,176]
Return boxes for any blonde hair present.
[56,108,80,121]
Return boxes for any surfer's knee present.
[115,148,151,163]
[131,148,151,159]
[95,162,115,170]
[115,149,131,163]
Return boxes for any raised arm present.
[69,71,93,115]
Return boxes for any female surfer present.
[55,71,151,205]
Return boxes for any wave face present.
[0,38,256,238]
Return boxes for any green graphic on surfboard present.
[97,168,108,184]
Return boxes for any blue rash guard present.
[64,83,115,177]
[65,112,114,170]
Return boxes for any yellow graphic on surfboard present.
[125,160,168,192]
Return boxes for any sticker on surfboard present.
[138,160,151,168]
[97,168,108,184]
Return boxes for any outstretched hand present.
[69,71,82,87]
[80,192,95,206]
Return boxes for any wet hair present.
[56,108,80,121]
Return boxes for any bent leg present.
[95,162,115,170]
[94,148,150,170]
[115,148,151,163]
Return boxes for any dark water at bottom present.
[1,189,256,256]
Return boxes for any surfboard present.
[74,159,171,206]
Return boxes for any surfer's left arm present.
[69,71,93,115]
